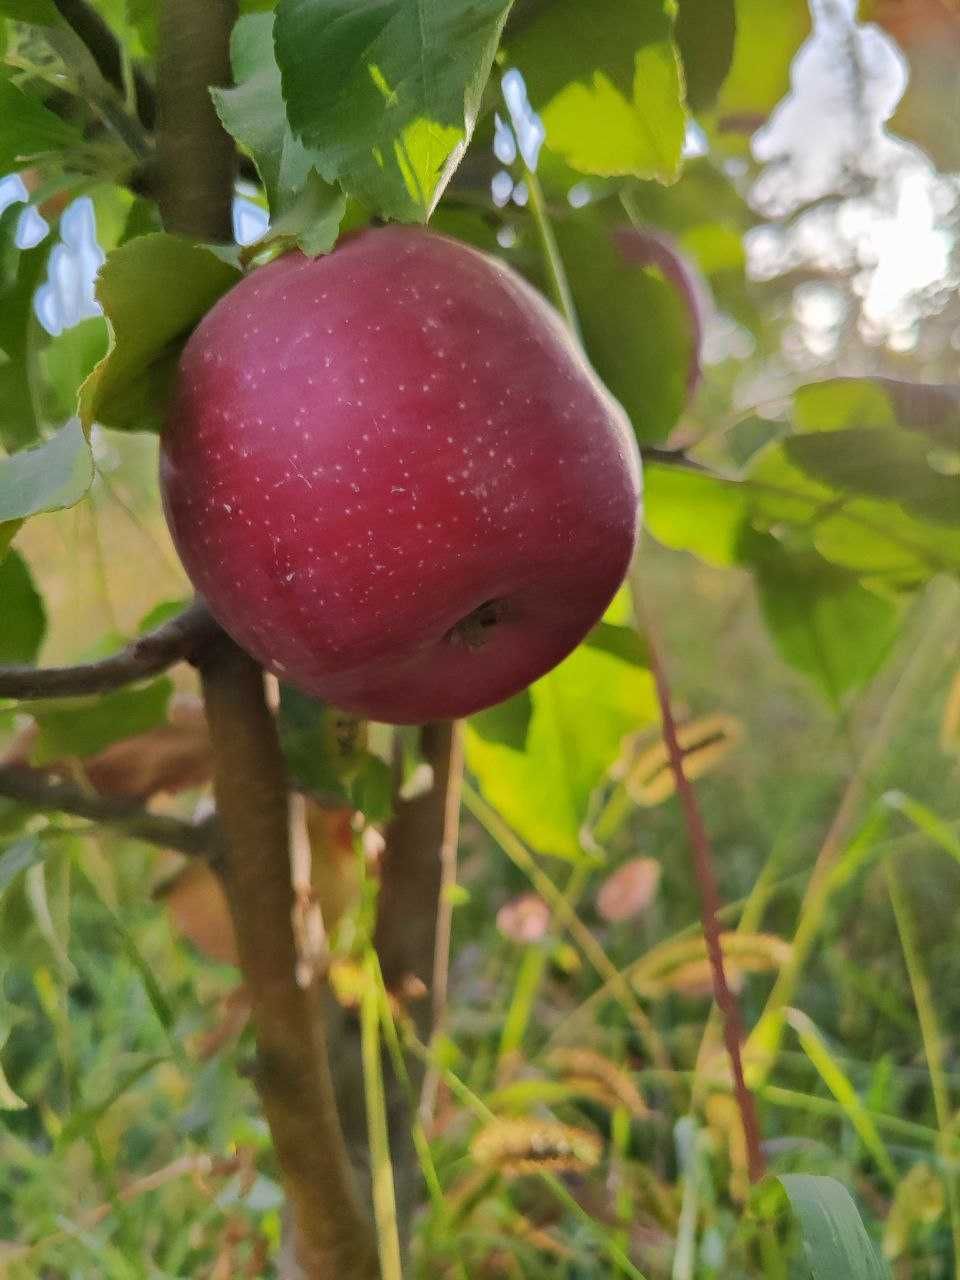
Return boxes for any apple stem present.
[525,166,582,341]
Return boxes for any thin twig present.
[635,580,765,1184]
[52,0,157,128]
[374,722,461,1037]
[0,763,219,857]
[0,600,219,701]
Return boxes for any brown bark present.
[198,639,378,1277]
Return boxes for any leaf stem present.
[524,167,581,340]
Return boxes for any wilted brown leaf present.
[81,693,213,798]
[158,860,238,965]
[157,800,359,966]
[1,695,213,800]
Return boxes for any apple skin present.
[160,226,641,723]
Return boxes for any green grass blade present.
[776,1174,891,1279]
[886,857,960,1280]
[360,952,403,1280]
[786,1009,897,1185]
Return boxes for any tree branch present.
[155,0,236,241]
[327,720,464,1251]
[52,0,157,129]
[374,722,462,1029]
[0,763,219,857]
[198,637,378,1278]
[0,600,220,701]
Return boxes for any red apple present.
[160,226,641,723]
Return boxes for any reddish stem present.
[645,624,765,1183]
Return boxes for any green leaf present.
[868,378,960,450]
[507,0,685,182]
[42,316,111,425]
[792,378,895,433]
[78,233,241,433]
[677,221,746,276]
[0,0,61,21]
[124,0,158,56]
[0,418,94,535]
[466,628,657,860]
[0,199,57,450]
[246,168,347,260]
[0,835,47,895]
[30,677,172,763]
[0,74,84,173]
[0,358,38,453]
[211,11,320,214]
[350,754,393,824]
[785,430,960,529]
[136,598,190,633]
[675,0,736,112]
[58,1054,166,1145]
[883,791,960,867]
[0,1030,27,1111]
[554,209,693,443]
[278,684,380,807]
[0,549,46,663]
[275,0,512,221]
[713,0,810,132]
[743,378,960,587]
[644,464,747,567]
[584,619,648,666]
[784,378,960,529]
[774,1174,891,1280]
[746,443,960,580]
[742,531,902,707]
[469,689,532,751]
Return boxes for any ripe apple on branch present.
[160,226,643,724]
